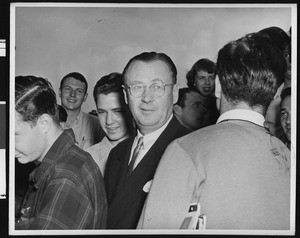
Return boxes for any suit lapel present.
[108,117,186,225]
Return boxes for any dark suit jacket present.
[104,116,190,229]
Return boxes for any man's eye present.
[281,112,288,118]
[152,84,162,90]
[132,85,143,90]
[76,90,84,94]
[97,110,105,114]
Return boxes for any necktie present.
[127,136,144,176]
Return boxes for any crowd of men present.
[14,26,292,230]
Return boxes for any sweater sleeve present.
[137,141,205,229]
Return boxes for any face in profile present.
[60,77,87,111]
[96,92,131,144]
[194,70,215,97]
[15,112,47,164]
[124,60,177,134]
[177,91,209,131]
[280,95,291,142]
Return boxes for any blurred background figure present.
[280,87,291,150]
[259,26,291,141]
[174,87,209,131]
[186,58,219,127]
[86,73,135,175]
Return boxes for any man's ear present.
[37,114,52,134]
[172,84,179,104]
[123,88,129,105]
[83,92,88,102]
[59,88,62,98]
[173,104,182,116]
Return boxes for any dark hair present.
[186,58,216,88]
[216,32,286,113]
[15,75,59,125]
[60,72,88,93]
[58,105,67,123]
[175,87,200,108]
[122,51,177,84]
[93,72,124,105]
[258,26,290,53]
[280,87,291,103]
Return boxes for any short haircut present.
[216,32,286,113]
[280,87,291,104]
[186,58,216,88]
[175,87,200,108]
[122,51,177,84]
[259,26,290,53]
[60,72,88,93]
[58,105,68,123]
[93,72,124,105]
[15,75,59,125]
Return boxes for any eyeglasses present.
[123,81,175,98]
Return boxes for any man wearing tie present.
[104,52,190,229]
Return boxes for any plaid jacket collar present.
[29,129,76,189]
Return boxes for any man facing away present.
[15,75,107,229]
[59,72,105,149]
[138,33,290,230]
[86,73,135,176]
[174,87,209,131]
[104,52,191,229]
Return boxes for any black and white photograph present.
[2,2,298,237]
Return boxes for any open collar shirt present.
[15,129,107,229]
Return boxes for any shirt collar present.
[217,109,265,127]
[136,114,173,149]
[30,129,76,189]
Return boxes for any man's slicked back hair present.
[122,51,177,84]
[16,75,59,125]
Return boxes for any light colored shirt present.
[85,136,114,176]
[129,115,173,170]
[65,111,104,149]
[217,109,265,127]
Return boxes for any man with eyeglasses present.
[104,52,191,229]
[59,72,105,149]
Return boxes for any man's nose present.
[141,86,154,103]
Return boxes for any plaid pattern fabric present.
[15,129,107,229]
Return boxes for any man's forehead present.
[125,60,171,82]
[97,92,124,108]
[62,77,86,88]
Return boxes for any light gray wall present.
[14,4,292,113]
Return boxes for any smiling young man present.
[86,73,135,175]
[15,75,107,229]
[104,52,190,229]
[59,72,104,149]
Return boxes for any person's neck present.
[65,108,81,123]
[109,133,130,147]
[220,96,264,116]
[37,125,64,163]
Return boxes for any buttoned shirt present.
[15,129,107,229]
[65,111,104,149]
[85,136,114,176]
[129,115,173,170]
